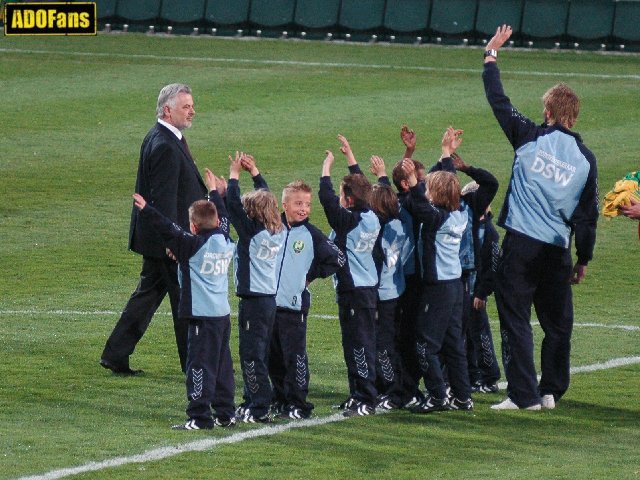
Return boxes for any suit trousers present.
[101,256,186,371]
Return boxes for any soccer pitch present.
[1,33,639,479]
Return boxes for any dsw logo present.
[531,157,574,186]
[200,257,231,275]
[256,239,281,261]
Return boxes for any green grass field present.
[1,33,639,479]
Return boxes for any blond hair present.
[426,171,460,211]
[189,200,218,230]
[282,180,312,203]
[241,189,283,234]
[542,83,580,129]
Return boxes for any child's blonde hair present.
[426,171,460,211]
[282,180,312,203]
[241,189,283,234]
[370,183,400,222]
[189,200,218,230]
[542,83,580,128]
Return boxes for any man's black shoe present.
[100,359,143,376]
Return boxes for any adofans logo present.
[4,2,96,35]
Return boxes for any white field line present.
[15,355,640,480]
[1,47,639,80]
[1,309,638,332]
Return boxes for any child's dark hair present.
[241,189,284,234]
[426,171,461,211]
[341,173,372,210]
[189,200,218,230]
[392,159,426,191]
[370,184,400,222]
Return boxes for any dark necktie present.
[181,135,195,163]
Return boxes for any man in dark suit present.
[101,83,208,375]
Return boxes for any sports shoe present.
[235,404,248,418]
[343,402,376,417]
[286,407,311,420]
[448,397,474,411]
[472,382,499,394]
[214,416,237,428]
[376,395,400,411]
[491,398,541,411]
[171,419,212,430]
[402,391,426,409]
[241,410,273,424]
[333,397,356,410]
[270,401,286,417]
[410,396,450,414]
[541,394,556,410]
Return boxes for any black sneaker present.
[333,397,356,410]
[171,419,213,430]
[235,404,248,418]
[270,401,286,417]
[448,397,474,411]
[241,409,273,424]
[214,416,237,428]
[410,396,449,414]
[343,402,376,417]
[286,407,311,420]
[376,395,400,411]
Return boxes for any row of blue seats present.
[97,0,638,44]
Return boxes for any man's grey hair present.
[156,83,192,118]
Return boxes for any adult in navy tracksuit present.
[435,153,501,392]
[402,155,473,412]
[483,26,598,410]
[319,148,382,416]
[131,174,235,430]
[227,152,286,423]
[269,180,346,419]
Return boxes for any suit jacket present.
[129,122,207,258]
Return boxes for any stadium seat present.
[204,0,251,26]
[338,0,386,31]
[249,0,296,28]
[383,0,431,33]
[115,0,161,22]
[566,0,615,40]
[612,0,640,42]
[521,0,569,39]
[96,0,118,20]
[475,0,524,37]
[429,0,478,36]
[294,0,341,29]
[160,0,206,24]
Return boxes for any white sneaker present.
[541,394,556,409]
[491,397,541,411]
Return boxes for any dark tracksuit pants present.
[268,309,313,414]
[102,256,187,372]
[185,315,235,427]
[494,231,574,408]
[396,274,425,403]
[338,291,377,408]
[415,280,471,401]
[462,271,500,385]
[375,299,404,405]
[238,296,277,417]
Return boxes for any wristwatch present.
[484,49,498,59]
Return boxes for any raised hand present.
[369,155,387,178]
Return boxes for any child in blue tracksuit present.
[227,152,286,423]
[269,180,346,420]
[319,141,382,417]
[401,136,474,412]
[132,169,236,430]
[359,154,415,410]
